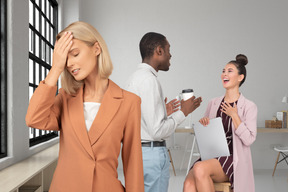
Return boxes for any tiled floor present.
[118,169,288,192]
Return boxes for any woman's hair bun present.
[236,54,248,66]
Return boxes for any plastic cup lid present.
[182,89,193,93]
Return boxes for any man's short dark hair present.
[139,32,167,61]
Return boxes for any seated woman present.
[183,54,257,192]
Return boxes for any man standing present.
[125,32,202,192]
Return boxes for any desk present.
[175,128,194,134]
[257,128,288,133]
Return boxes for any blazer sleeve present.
[26,81,62,131]
[121,96,144,192]
[234,101,258,146]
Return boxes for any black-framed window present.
[29,0,58,147]
[0,0,7,158]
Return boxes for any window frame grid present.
[0,0,7,159]
[29,0,58,147]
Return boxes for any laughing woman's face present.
[221,63,244,90]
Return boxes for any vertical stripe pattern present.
[216,98,237,188]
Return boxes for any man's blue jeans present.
[142,146,170,192]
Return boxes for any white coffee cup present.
[181,89,194,101]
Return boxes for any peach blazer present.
[204,94,257,192]
[26,80,144,192]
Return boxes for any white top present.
[125,63,185,141]
[83,102,101,132]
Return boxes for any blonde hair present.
[56,21,113,94]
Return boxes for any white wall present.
[76,0,288,170]
[58,0,80,28]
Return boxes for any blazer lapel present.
[68,86,95,160]
[211,96,224,118]
[89,80,123,146]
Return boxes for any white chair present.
[179,133,200,175]
[272,146,288,176]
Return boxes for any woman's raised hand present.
[199,117,210,126]
[44,32,73,86]
[52,31,73,72]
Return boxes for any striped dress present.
[191,98,236,188]
[215,98,236,188]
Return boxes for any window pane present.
[50,27,54,43]
[50,5,53,22]
[35,35,39,57]
[35,9,39,32]
[42,66,45,80]
[35,0,39,6]
[41,0,45,12]
[29,1,34,26]
[46,22,50,41]
[29,87,34,101]
[35,64,39,85]
[35,129,39,137]
[46,44,50,64]
[42,40,45,61]
[46,2,50,20]
[29,59,34,83]
[50,47,53,64]
[41,16,45,37]
[29,128,34,139]
[29,29,33,52]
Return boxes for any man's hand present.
[165,97,181,116]
[180,96,202,116]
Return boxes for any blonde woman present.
[26,21,144,192]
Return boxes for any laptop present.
[193,117,230,160]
